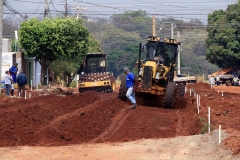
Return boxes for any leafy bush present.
[198,116,215,134]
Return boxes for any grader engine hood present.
[138,61,170,95]
[142,61,170,79]
[144,61,157,78]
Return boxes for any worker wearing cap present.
[9,63,18,83]
[124,67,137,109]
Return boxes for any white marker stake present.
[31,80,32,91]
[185,87,187,93]
[208,107,211,133]
[194,92,196,98]
[198,95,200,114]
[197,94,199,114]
[219,125,221,145]
[29,92,31,99]
[199,95,200,107]
[222,91,223,97]
[19,92,20,97]
[196,94,198,106]
[190,89,191,96]
[197,105,199,114]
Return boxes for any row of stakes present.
[18,83,51,99]
[17,80,38,99]
[185,86,222,145]
[17,91,32,99]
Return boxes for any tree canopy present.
[19,17,91,84]
[49,35,101,86]
[206,1,240,68]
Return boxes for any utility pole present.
[152,15,156,37]
[177,31,181,75]
[0,0,3,94]
[160,22,174,39]
[44,0,49,19]
[65,0,68,17]
[71,5,86,19]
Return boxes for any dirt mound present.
[0,90,199,147]
[187,82,212,92]
[0,91,101,146]
[0,83,239,156]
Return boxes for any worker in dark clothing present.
[16,70,27,97]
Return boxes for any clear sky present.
[4,0,238,23]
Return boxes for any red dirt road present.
[0,90,198,146]
[0,83,240,159]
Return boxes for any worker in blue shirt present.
[9,63,18,83]
[124,67,137,109]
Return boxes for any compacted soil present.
[0,83,239,159]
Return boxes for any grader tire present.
[163,82,176,109]
[118,74,128,101]
[176,83,185,98]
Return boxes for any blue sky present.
[4,0,238,23]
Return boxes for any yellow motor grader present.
[78,52,116,93]
[118,16,185,108]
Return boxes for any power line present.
[3,0,238,24]
[4,0,26,18]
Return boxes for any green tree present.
[107,44,139,77]
[88,35,102,53]
[111,10,152,39]
[49,35,101,86]
[19,17,90,84]
[49,58,79,86]
[206,1,240,68]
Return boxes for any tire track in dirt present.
[0,95,68,113]
[35,101,99,135]
[175,109,182,136]
[90,108,130,143]
[0,100,47,113]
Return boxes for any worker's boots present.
[130,103,137,109]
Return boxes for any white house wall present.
[1,52,14,80]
